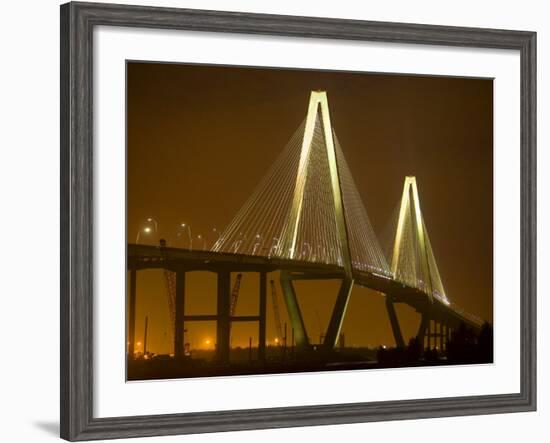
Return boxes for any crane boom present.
[230,274,243,317]
[270,280,283,341]
[160,240,176,339]
[162,270,177,334]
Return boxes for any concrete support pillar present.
[280,271,309,351]
[385,297,405,348]
[258,271,267,362]
[128,269,137,359]
[143,316,148,355]
[174,270,185,359]
[417,314,429,350]
[216,271,231,363]
[324,278,354,350]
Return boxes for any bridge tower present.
[278,91,354,351]
[391,176,435,299]
[390,176,449,350]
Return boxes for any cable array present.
[334,133,390,275]
[211,93,450,306]
[212,109,388,271]
[212,121,306,258]
[389,180,449,304]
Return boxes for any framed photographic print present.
[60,1,536,441]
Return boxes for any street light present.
[147,217,158,232]
[178,223,192,250]
[135,218,158,243]
[268,237,279,258]
[233,232,246,253]
[252,234,262,255]
[197,234,206,250]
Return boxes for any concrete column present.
[216,271,231,363]
[324,278,354,350]
[258,271,267,362]
[143,316,148,355]
[417,314,429,350]
[280,271,309,351]
[128,269,137,359]
[174,270,185,359]
[385,297,405,348]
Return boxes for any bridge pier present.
[280,271,309,351]
[258,271,267,362]
[415,316,455,353]
[385,297,405,348]
[216,271,231,364]
[163,269,267,364]
[417,314,429,349]
[323,278,354,350]
[128,269,137,359]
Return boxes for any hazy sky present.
[127,61,493,355]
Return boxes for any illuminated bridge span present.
[128,91,484,363]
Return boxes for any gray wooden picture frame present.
[60,1,537,441]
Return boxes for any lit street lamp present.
[268,237,279,258]
[197,234,206,250]
[252,234,262,255]
[178,223,192,250]
[135,217,158,244]
[147,217,158,232]
[233,232,246,253]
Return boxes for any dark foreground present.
[128,335,493,381]
[127,355,474,381]
[128,323,493,381]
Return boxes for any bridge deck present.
[128,244,482,330]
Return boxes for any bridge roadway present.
[128,243,482,336]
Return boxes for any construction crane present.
[160,240,177,340]
[230,274,243,317]
[228,274,243,346]
[270,280,283,343]
[162,270,176,335]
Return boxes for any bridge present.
[127,90,484,364]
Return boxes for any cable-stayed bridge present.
[128,90,484,364]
